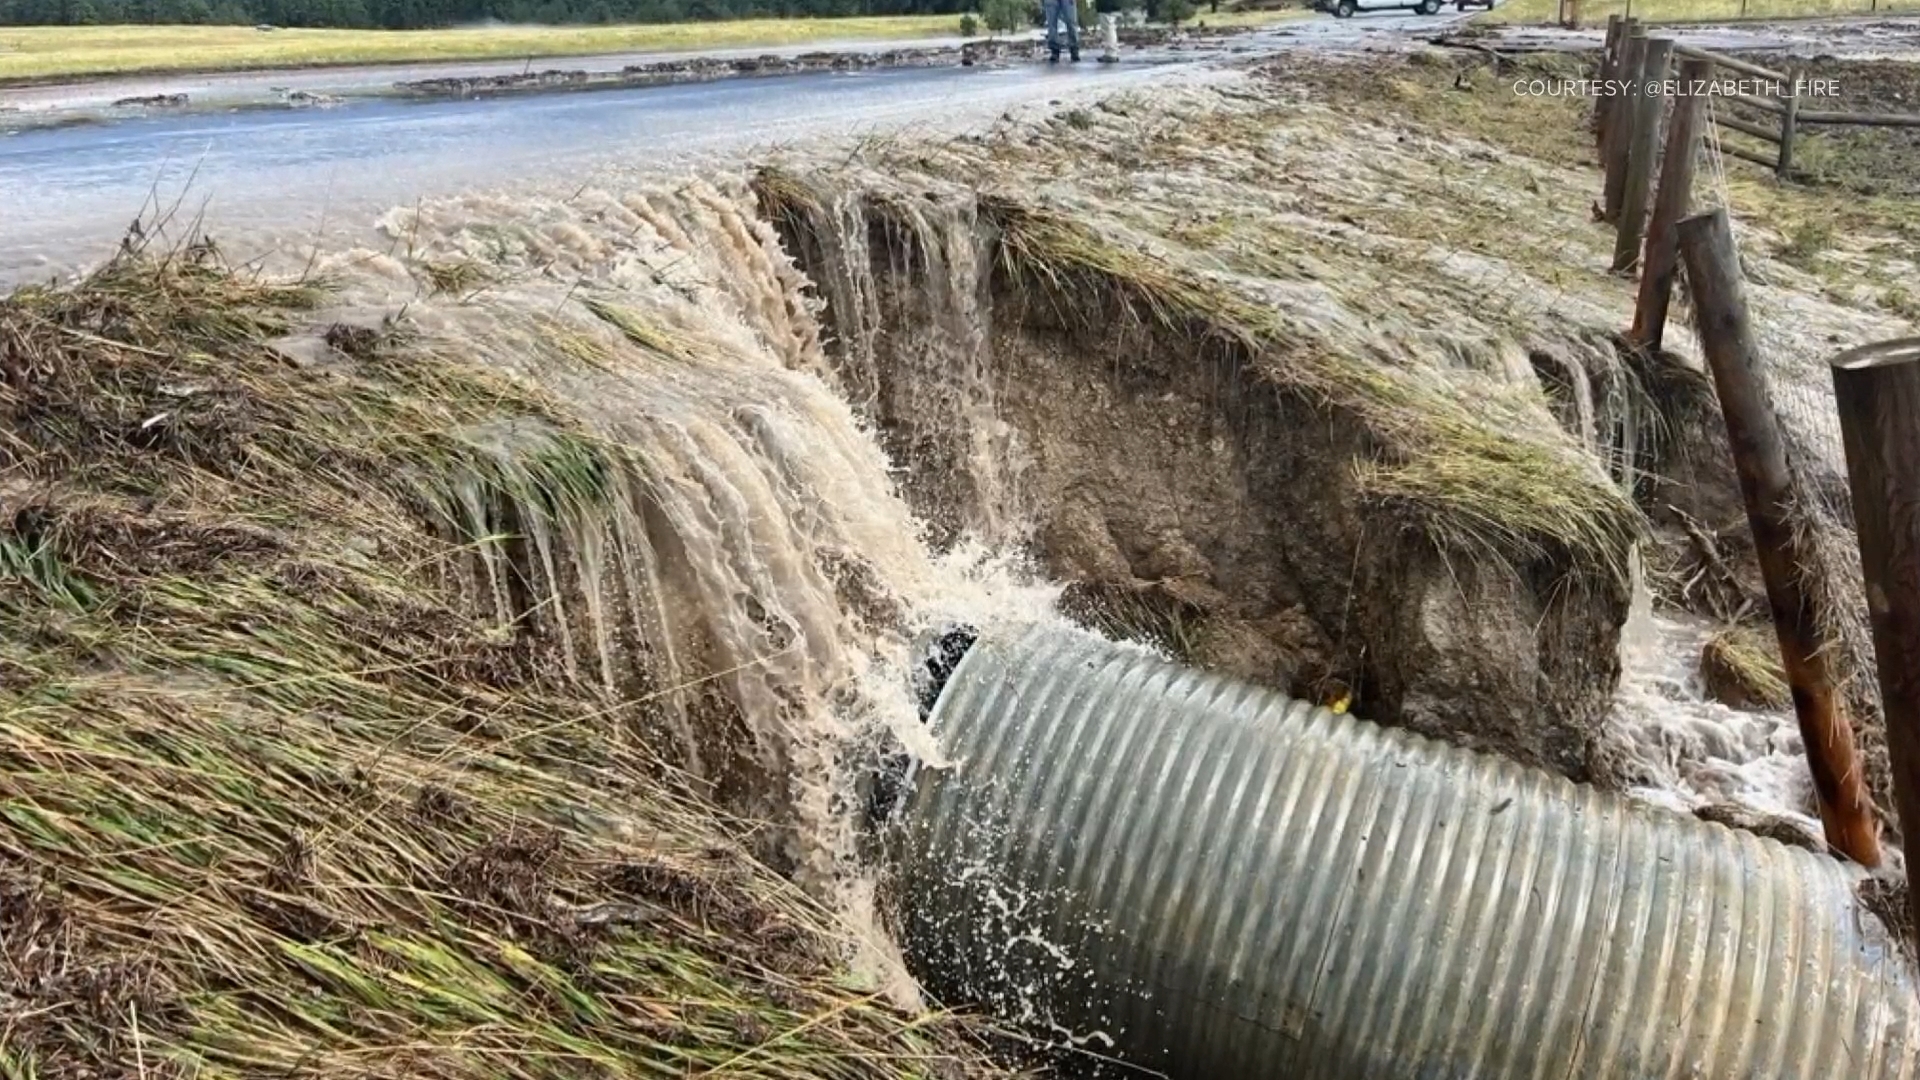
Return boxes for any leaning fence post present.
[1830,338,1920,942]
[1602,25,1649,224]
[1678,207,1883,868]
[1613,36,1674,271]
[1632,56,1711,349]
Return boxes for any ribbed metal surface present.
[893,623,1920,1079]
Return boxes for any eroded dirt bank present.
[764,175,1634,781]
[758,49,1919,838]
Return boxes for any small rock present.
[1042,504,1132,582]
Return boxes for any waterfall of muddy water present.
[310,179,1061,1003]
[786,183,1030,546]
[1606,549,1823,839]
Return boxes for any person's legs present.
[1100,11,1118,59]
[1062,0,1081,59]
[1042,0,1062,58]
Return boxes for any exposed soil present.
[764,184,1630,784]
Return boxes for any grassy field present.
[1483,0,1920,23]
[0,15,962,81]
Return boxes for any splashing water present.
[309,180,1066,929]
[1606,550,1820,838]
[770,178,1031,547]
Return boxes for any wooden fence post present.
[1778,71,1801,177]
[1602,26,1648,224]
[1678,207,1883,868]
[1613,36,1674,272]
[1632,56,1712,350]
[1593,15,1624,144]
[1831,338,1920,947]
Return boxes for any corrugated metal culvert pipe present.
[887,623,1920,1078]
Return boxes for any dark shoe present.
[1048,50,1060,62]
[1097,53,1118,62]
[1070,49,1081,61]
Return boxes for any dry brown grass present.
[0,245,1005,1080]
[1698,623,1791,709]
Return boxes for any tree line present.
[0,0,976,28]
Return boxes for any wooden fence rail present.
[1659,41,1920,176]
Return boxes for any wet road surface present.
[1,12,1465,285]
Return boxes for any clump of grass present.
[1057,580,1207,664]
[584,296,697,361]
[1775,218,1834,271]
[984,198,1642,580]
[419,257,491,297]
[1881,286,1920,323]
[1698,623,1791,710]
[0,248,1004,1080]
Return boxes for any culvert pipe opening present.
[864,623,980,832]
[887,622,1920,1079]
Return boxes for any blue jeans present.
[1043,0,1081,56]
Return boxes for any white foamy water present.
[302,177,1074,1000]
[1606,553,1820,837]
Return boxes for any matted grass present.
[1700,624,1792,709]
[0,247,1006,1080]
[0,16,960,81]
[1481,0,1920,24]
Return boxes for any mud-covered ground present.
[1772,56,1920,196]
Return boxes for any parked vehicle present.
[1314,0,1490,14]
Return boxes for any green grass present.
[0,16,961,81]
[0,249,1005,1080]
[1482,0,1920,24]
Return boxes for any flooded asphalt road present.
[0,12,1460,285]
